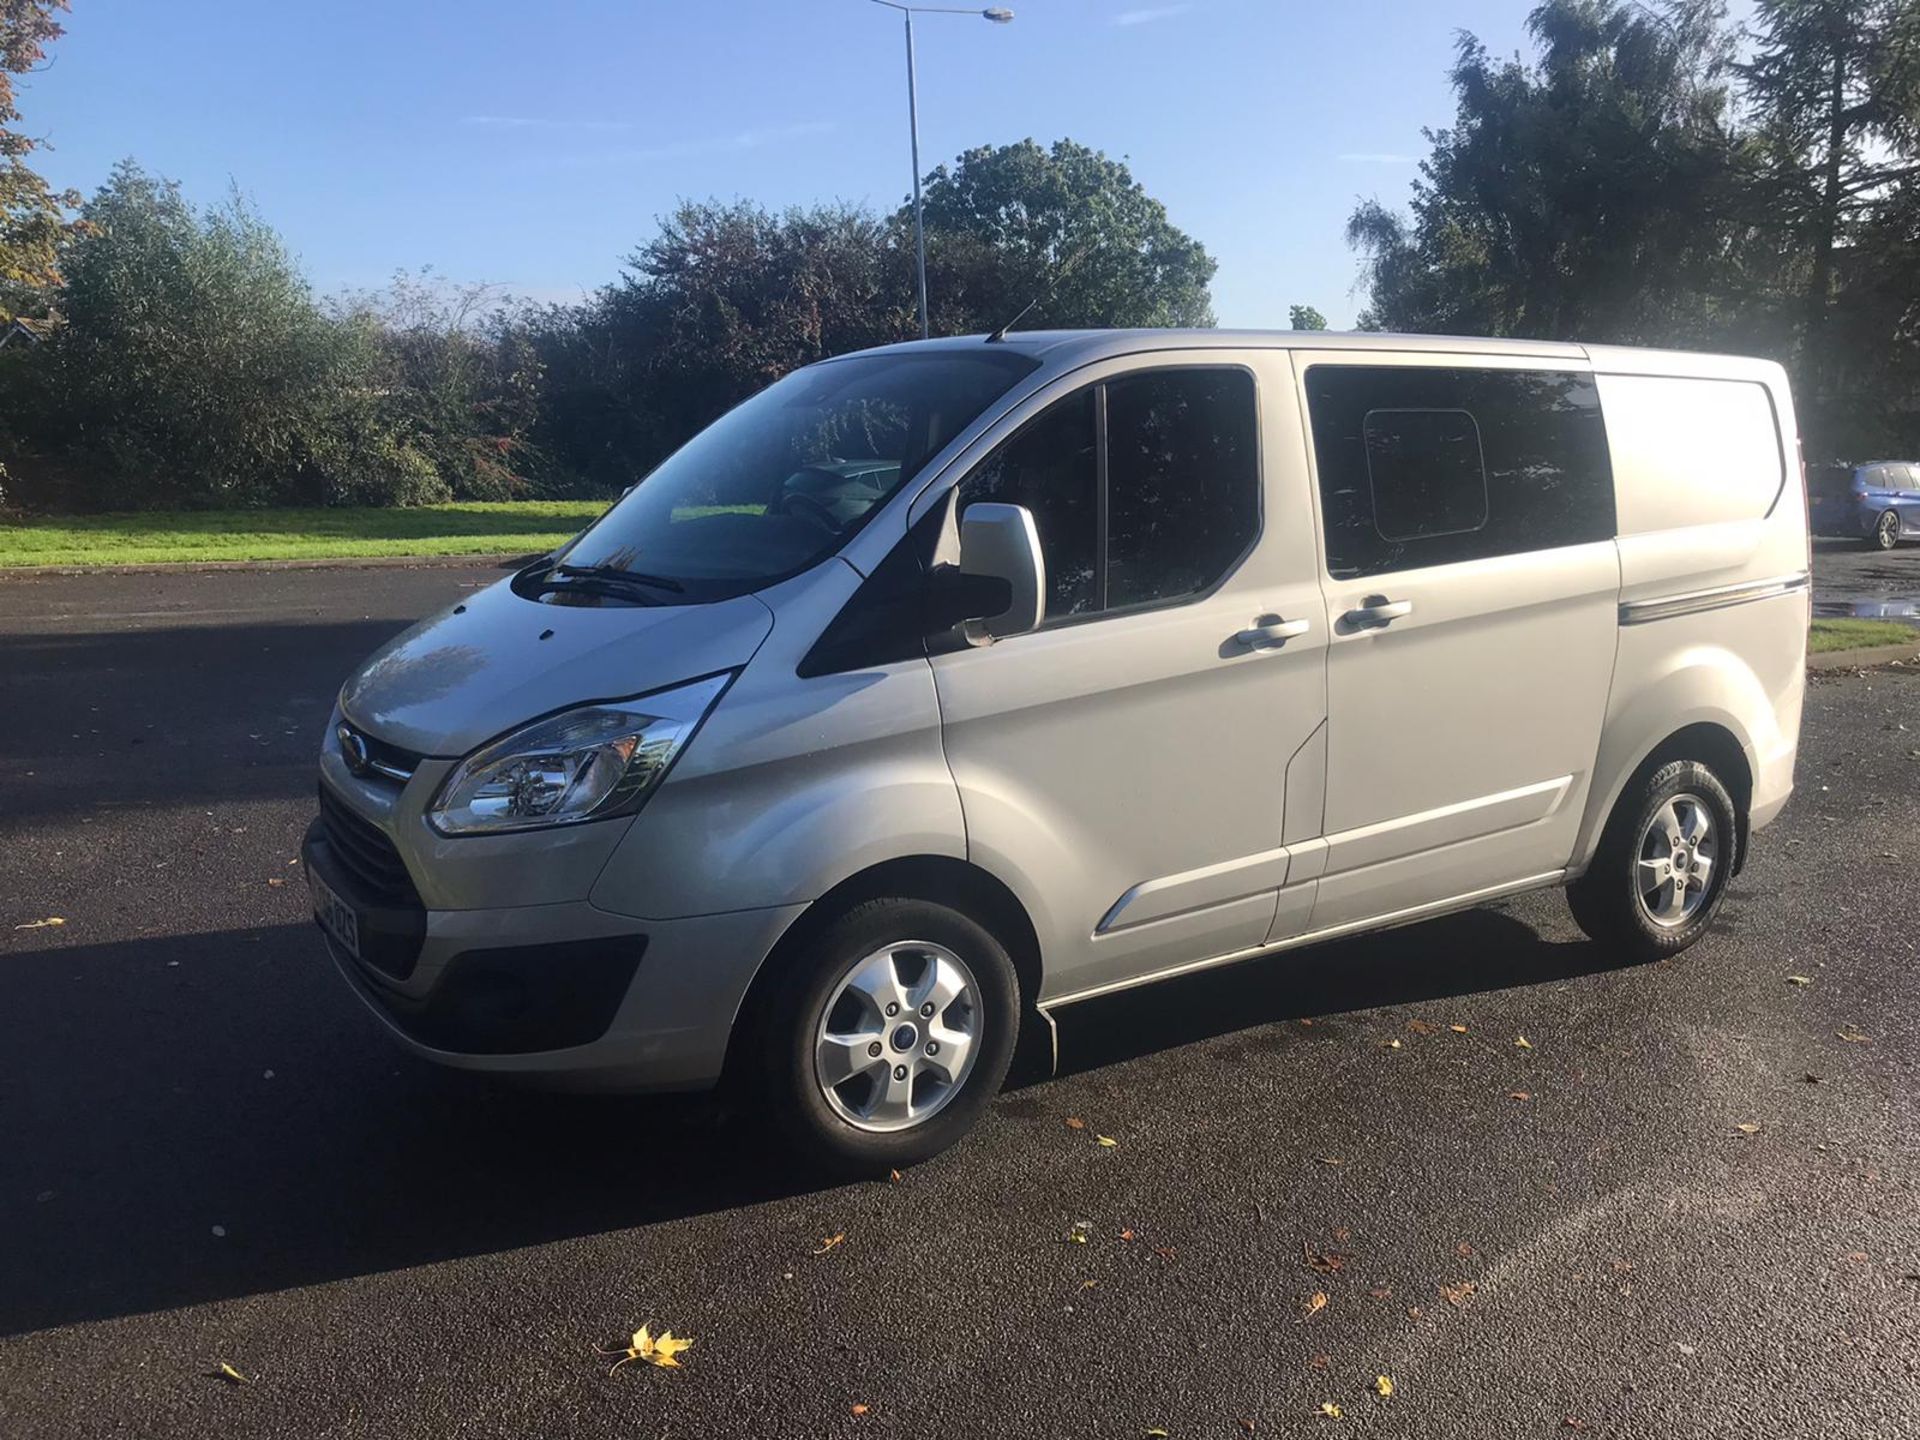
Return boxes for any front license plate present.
[311,871,361,960]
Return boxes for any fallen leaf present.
[1846,1251,1869,1263]
[1307,1353,1330,1369]
[1238,1419,1257,1435]
[1407,1019,1437,1035]
[1368,1285,1392,1299]
[1096,1135,1119,1148]
[12,917,64,930]
[1508,1091,1532,1102]
[1303,1243,1348,1274]
[1304,1291,1328,1318]
[1318,1402,1343,1418]
[1065,1116,1086,1130]
[1317,1156,1344,1166]
[889,1169,902,1183]
[1786,975,1812,986]
[1456,1241,1475,1258]
[1331,1227,1351,1243]
[1080,1278,1098,1290]
[1564,1420,1590,1433]
[1837,1029,1871,1044]
[215,1361,246,1385]
[265,877,285,888]
[1152,1246,1177,1263]
[813,1233,845,1255]
[1407,1306,1424,1319]
[1386,1038,1403,1050]
[1735,1123,1760,1135]
[1448,1024,1469,1034]
[851,1403,870,1417]
[1515,1035,1533,1049]
[1439,1280,1477,1306]
[1374,1374,1395,1398]
[1119,1228,1137,1242]
[599,1323,694,1374]
[1144,1430,1170,1438]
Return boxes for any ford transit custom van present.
[306,330,1808,1170]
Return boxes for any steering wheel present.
[774,489,843,533]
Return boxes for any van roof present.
[845,329,1786,380]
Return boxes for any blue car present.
[1810,461,1920,549]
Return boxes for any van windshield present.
[547,349,1039,602]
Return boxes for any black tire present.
[1567,759,1740,963]
[757,897,1019,1175]
[1871,510,1902,550]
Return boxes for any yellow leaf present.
[1837,1029,1871,1044]
[600,1321,694,1375]
[813,1233,845,1255]
[13,917,64,930]
[215,1361,246,1385]
[1448,1024,1469,1034]
[1319,1401,1343,1418]
[1735,1122,1760,1135]
[1096,1135,1119,1148]
[1374,1374,1394,1397]
[1304,1291,1328,1317]
[1786,975,1811,986]
[1515,1036,1533,1049]
[1144,1430,1171,1438]
[1386,1038,1403,1049]
[649,1331,693,1367]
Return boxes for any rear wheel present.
[758,897,1019,1174]
[1872,509,1902,549]
[1568,759,1739,962]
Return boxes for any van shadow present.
[0,905,1627,1336]
[1044,904,1633,1078]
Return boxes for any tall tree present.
[1288,304,1328,331]
[1348,0,1749,344]
[913,138,1216,331]
[0,0,83,325]
[1740,0,1920,384]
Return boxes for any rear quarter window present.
[1594,373,1784,535]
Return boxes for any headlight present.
[428,673,730,836]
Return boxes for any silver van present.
[308,330,1808,1170]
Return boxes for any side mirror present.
[951,502,1046,640]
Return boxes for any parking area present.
[1,557,1916,1439]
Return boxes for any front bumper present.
[303,815,805,1092]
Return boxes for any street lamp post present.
[870,2,1014,340]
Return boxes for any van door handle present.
[1344,598,1413,629]
[1234,617,1311,648]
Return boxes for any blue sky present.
[26,1,1571,327]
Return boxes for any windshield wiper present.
[553,562,684,594]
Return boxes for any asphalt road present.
[1813,535,1920,620]
[1,557,1916,1439]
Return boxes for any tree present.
[1347,0,1751,345]
[0,0,84,325]
[913,139,1217,331]
[1739,0,1920,386]
[21,162,432,508]
[1288,304,1328,331]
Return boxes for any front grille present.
[335,720,421,783]
[317,784,421,907]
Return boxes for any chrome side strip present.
[1038,870,1568,1011]
[1618,571,1809,626]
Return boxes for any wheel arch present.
[1577,717,1756,879]
[721,854,1048,1090]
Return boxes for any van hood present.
[339,577,776,757]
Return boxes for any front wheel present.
[1872,510,1902,549]
[1567,759,1739,962]
[759,897,1019,1174]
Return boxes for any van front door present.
[923,355,1329,1004]
[1295,353,1621,931]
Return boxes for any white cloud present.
[462,115,635,133]
[1115,4,1192,26]
[1338,152,1417,164]
[556,120,841,169]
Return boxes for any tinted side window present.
[1106,369,1260,608]
[959,388,1098,619]
[1306,366,1615,578]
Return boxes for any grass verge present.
[0,501,609,568]
[1808,617,1920,654]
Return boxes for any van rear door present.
[1294,353,1620,930]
